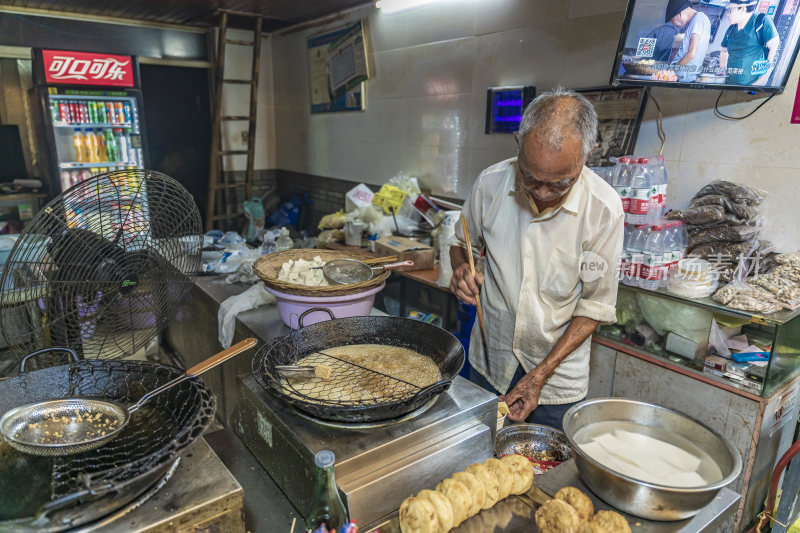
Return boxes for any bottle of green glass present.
[305,450,349,533]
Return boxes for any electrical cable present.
[714,90,776,120]
[646,88,666,156]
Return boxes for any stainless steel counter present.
[205,427,739,533]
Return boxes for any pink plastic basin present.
[264,282,386,329]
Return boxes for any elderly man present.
[450,88,624,430]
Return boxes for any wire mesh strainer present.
[0,338,256,456]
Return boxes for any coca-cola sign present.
[42,50,134,87]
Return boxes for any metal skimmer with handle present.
[0,350,217,531]
[321,258,413,284]
[0,338,256,456]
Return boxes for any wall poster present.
[308,21,369,114]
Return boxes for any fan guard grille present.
[0,169,202,361]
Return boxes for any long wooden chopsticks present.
[460,214,487,346]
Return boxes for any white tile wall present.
[221,0,800,251]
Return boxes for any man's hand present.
[450,263,484,306]
[500,369,546,422]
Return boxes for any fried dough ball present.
[535,499,581,533]
[578,522,609,533]
[500,454,534,495]
[482,457,514,500]
[590,511,631,533]
[416,489,454,533]
[399,495,438,533]
[554,486,594,521]
[465,463,501,509]
[435,478,471,526]
[450,472,485,518]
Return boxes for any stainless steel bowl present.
[563,398,742,521]
[494,423,572,464]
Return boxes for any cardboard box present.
[374,235,434,271]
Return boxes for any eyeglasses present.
[518,169,578,192]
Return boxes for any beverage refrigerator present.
[32,48,148,194]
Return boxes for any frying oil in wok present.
[0,440,53,520]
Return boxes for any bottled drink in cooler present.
[115,102,125,124]
[123,102,133,123]
[73,129,85,162]
[105,128,118,162]
[97,102,107,123]
[640,223,665,290]
[612,156,633,213]
[116,129,129,163]
[84,129,98,163]
[305,451,349,532]
[95,130,108,162]
[50,103,60,123]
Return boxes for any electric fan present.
[0,169,202,361]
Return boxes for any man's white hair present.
[517,87,598,159]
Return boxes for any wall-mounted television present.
[611,0,800,92]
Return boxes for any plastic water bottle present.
[638,158,659,224]
[662,222,678,273]
[623,224,648,286]
[654,156,668,218]
[276,227,293,251]
[619,224,632,281]
[628,158,651,225]
[640,223,665,290]
[612,156,633,214]
[675,220,688,262]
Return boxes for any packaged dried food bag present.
[713,281,783,314]
[689,239,760,258]
[688,225,761,249]
[690,194,758,220]
[694,180,767,206]
[666,205,725,225]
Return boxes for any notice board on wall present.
[308,21,369,114]
[576,86,648,167]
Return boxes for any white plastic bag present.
[708,318,732,358]
[217,284,275,348]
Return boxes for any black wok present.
[0,348,215,532]
[252,308,465,423]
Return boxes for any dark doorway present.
[140,64,211,226]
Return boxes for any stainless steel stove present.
[74,437,243,533]
[233,374,497,529]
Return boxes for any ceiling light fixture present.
[375,0,445,15]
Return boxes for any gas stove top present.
[233,374,497,529]
[76,437,243,532]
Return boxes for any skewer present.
[289,517,296,533]
[460,215,487,346]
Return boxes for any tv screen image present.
[611,0,800,92]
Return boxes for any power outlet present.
[239,131,249,144]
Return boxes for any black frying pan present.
[252,308,465,423]
[0,348,216,532]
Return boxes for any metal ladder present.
[205,9,263,231]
